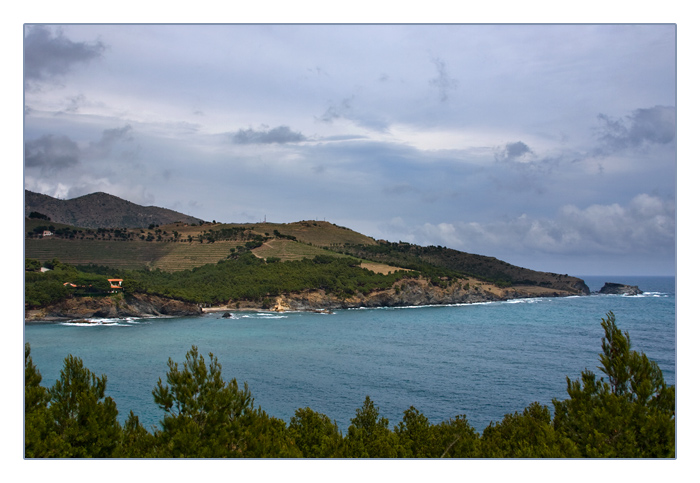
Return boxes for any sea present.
[23,275,675,434]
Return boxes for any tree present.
[288,407,343,457]
[480,402,578,457]
[344,396,399,457]
[431,415,481,458]
[114,411,157,457]
[25,349,122,457]
[151,345,254,457]
[394,406,434,457]
[24,344,51,457]
[552,312,675,457]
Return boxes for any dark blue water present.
[24,275,675,433]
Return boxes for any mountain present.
[24,190,589,298]
[25,190,203,228]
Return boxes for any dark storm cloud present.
[24,134,80,170]
[25,125,133,171]
[87,125,133,157]
[504,141,533,159]
[231,125,306,144]
[596,105,676,153]
[24,25,105,84]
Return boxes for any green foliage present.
[24,313,675,458]
[25,258,42,271]
[394,407,481,457]
[119,254,410,304]
[24,258,121,307]
[344,396,399,457]
[552,312,675,457]
[28,211,50,220]
[150,345,254,457]
[25,347,122,457]
[24,344,51,457]
[150,345,299,457]
[288,407,344,457]
[480,402,578,457]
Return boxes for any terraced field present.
[25,219,391,273]
[25,238,241,271]
[251,239,343,261]
[241,220,378,247]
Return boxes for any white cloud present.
[390,194,675,261]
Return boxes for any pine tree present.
[344,396,399,457]
[151,345,254,457]
[288,407,343,457]
[552,312,675,457]
[24,344,51,457]
[25,346,123,458]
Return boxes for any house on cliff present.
[108,279,123,293]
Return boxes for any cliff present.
[208,276,585,314]
[25,293,202,321]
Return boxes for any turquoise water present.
[24,275,675,433]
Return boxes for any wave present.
[594,292,668,298]
[350,298,547,311]
[58,316,151,327]
[240,313,288,319]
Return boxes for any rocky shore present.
[205,277,589,314]
[25,293,202,321]
[25,276,591,321]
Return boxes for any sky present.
[22,23,677,276]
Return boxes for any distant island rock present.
[598,282,642,296]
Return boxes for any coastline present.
[24,277,590,322]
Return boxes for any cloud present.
[231,125,306,144]
[317,97,354,124]
[24,134,80,171]
[596,105,676,153]
[24,25,105,85]
[25,125,134,172]
[504,141,533,159]
[85,125,134,160]
[411,194,675,258]
[383,183,420,196]
[494,141,536,163]
[429,57,458,102]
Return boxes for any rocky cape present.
[210,277,588,314]
[25,277,588,321]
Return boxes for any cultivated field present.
[25,220,399,273]
[25,238,242,271]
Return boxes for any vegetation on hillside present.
[333,241,582,289]
[24,313,675,458]
[25,254,416,309]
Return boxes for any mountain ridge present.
[24,189,590,300]
[25,190,203,228]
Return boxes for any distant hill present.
[25,190,203,229]
[24,190,589,295]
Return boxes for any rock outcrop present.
[265,276,586,312]
[598,282,643,296]
[25,293,202,321]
